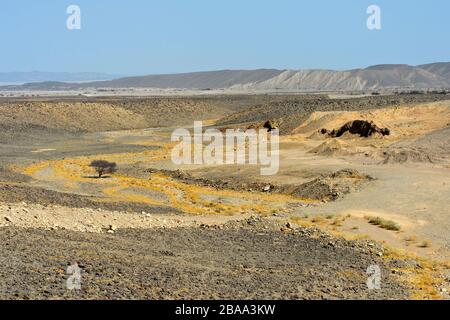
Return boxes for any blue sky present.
[1,0,449,75]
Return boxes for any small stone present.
[263,185,271,192]
[23,208,30,213]
[106,230,115,234]
[109,225,117,231]
[4,216,12,222]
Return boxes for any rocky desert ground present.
[0,93,450,300]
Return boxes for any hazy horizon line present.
[2,61,449,78]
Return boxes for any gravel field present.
[0,218,411,300]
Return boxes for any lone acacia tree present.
[89,160,117,178]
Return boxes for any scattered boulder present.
[263,120,279,132]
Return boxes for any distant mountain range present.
[0,71,122,85]
[1,63,449,91]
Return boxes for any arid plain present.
[0,93,449,299]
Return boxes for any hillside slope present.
[3,63,449,91]
[217,94,450,134]
[232,64,450,91]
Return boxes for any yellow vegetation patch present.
[21,143,310,216]
[289,215,447,300]
[382,247,446,300]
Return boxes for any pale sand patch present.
[31,148,56,153]
[0,202,250,233]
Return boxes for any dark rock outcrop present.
[322,120,390,138]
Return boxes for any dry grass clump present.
[418,240,432,248]
[311,216,324,223]
[404,235,417,242]
[365,216,401,231]
[331,217,343,227]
